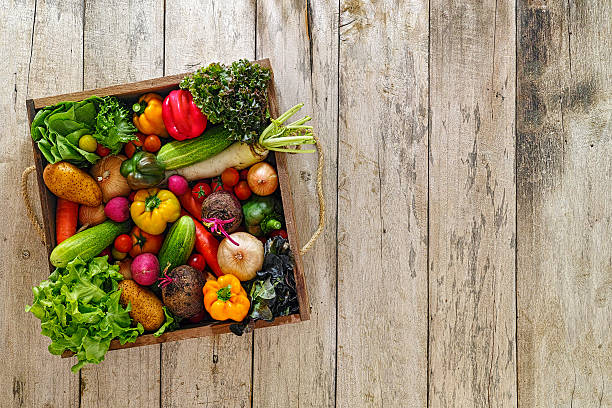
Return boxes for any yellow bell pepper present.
[203,274,250,321]
[130,188,180,235]
[132,93,169,137]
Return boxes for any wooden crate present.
[26,59,310,354]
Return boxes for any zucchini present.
[158,216,196,273]
[157,126,233,170]
[50,221,130,267]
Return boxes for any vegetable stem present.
[258,104,317,153]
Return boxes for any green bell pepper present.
[242,195,284,237]
[120,151,165,189]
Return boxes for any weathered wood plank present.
[0,0,82,406]
[253,1,338,406]
[428,0,517,406]
[161,2,256,407]
[79,1,164,407]
[336,0,429,406]
[517,0,612,406]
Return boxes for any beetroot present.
[160,265,205,318]
[201,191,242,238]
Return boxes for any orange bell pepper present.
[203,274,250,321]
[132,93,169,137]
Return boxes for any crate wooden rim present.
[26,58,310,355]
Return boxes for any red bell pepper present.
[181,210,223,277]
[162,90,207,140]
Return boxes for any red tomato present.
[124,133,145,158]
[114,234,133,253]
[188,309,207,324]
[192,182,211,202]
[223,184,234,193]
[128,191,137,201]
[269,229,288,239]
[188,253,206,272]
[210,177,223,192]
[143,134,161,153]
[239,169,249,180]
[234,181,252,200]
[221,168,240,187]
[96,144,110,157]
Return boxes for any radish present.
[131,253,160,286]
[104,197,130,222]
[168,175,189,195]
[170,104,316,181]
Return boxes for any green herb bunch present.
[180,59,271,144]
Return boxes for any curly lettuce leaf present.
[153,307,181,337]
[26,256,143,372]
[93,96,137,154]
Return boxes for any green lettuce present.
[153,307,180,337]
[26,256,143,372]
[31,96,136,166]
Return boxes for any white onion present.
[217,232,264,281]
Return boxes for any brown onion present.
[78,204,107,227]
[118,258,133,280]
[90,155,131,202]
[247,162,278,196]
[217,232,264,281]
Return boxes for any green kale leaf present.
[180,59,271,144]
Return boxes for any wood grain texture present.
[161,2,256,407]
[337,0,429,406]
[0,0,82,407]
[79,1,164,406]
[253,1,338,406]
[517,0,612,406]
[428,0,517,406]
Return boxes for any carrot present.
[56,198,79,244]
[181,210,223,277]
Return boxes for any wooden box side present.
[27,58,311,354]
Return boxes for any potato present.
[43,162,102,206]
[118,279,164,331]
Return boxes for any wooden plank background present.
[1,0,610,407]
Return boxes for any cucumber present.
[50,221,130,267]
[157,126,233,170]
[158,216,196,273]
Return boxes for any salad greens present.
[230,237,299,336]
[180,59,271,144]
[25,256,143,372]
[31,96,136,166]
[153,307,180,337]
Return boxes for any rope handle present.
[21,165,47,244]
[298,135,325,255]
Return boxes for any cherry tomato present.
[188,253,206,272]
[143,134,161,153]
[128,191,137,201]
[221,168,240,187]
[114,234,133,253]
[192,182,212,203]
[269,229,288,239]
[234,181,252,200]
[78,134,97,152]
[124,133,145,158]
[188,309,207,324]
[239,169,249,180]
[96,144,110,157]
[111,248,127,261]
[211,177,224,192]
[223,184,234,193]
